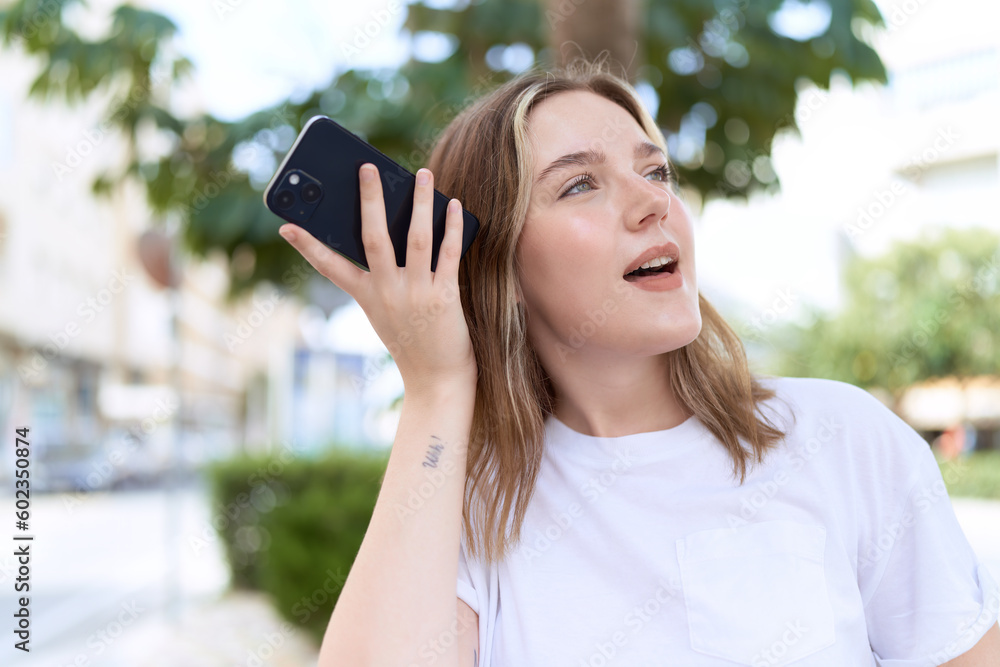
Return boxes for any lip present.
[624,242,680,276]
[625,265,683,291]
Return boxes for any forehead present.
[526,90,649,164]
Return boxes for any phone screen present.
[263,116,480,272]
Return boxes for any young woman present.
[277,58,1000,667]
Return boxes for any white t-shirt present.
[456,376,999,666]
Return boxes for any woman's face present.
[516,89,702,362]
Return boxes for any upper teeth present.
[636,255,675,270]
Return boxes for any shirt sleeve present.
[457,532,480,614]
[858,402,1000,666]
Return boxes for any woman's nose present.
[623,170,672,230]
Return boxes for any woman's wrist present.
[403,371,478,405]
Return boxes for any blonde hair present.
[425,57,787,564]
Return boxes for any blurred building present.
[0,38,296,489]
[897,375,1000,452]
[898,376,1000,429]
[841,0,1000,259]
[0,44,394,493]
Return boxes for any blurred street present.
[1,487,997,666]
[0,483,319,666]
[950,496,1000,594]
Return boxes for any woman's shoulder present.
[759,375,929,466]
[755,375,916,448]
[759,375,890,416]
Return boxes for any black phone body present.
[263,115,480,272]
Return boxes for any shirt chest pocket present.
[676,520,836,666]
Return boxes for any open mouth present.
[623,260,676,282]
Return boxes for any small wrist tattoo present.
[422,435,445,468]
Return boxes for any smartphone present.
[263,115,480,273]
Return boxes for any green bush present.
[206,445,390,644]
[937,450,1000,500]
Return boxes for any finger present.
[358,163,397,277]
[406,167,435,285]
[278,223,364,296]
[433,198,464,285]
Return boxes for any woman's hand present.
[278,163,477,393]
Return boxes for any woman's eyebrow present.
[534,140,665,187]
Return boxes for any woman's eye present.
[561,175,593,198]
[648,165,670,181]
[559,165,671,199]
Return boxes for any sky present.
[142,0,414,121]
[113,0,999,354]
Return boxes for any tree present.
[1,0,886,301]
[771,227,1000,398]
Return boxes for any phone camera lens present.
[301,182,322,204]
[276,190,295,209]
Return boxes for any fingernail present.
[360,165,374,182]
[416,169,429,185]
[449,199,460,213]
[279,226,295,241]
